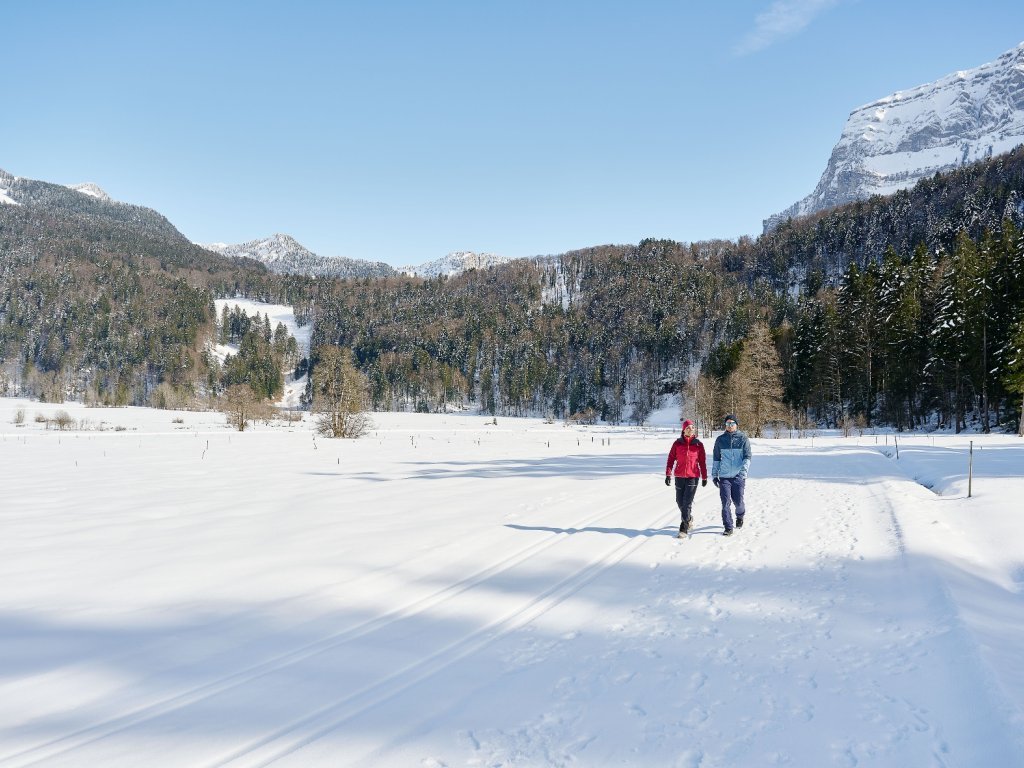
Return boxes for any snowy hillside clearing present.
[212,299,310,409]
[1,399,1022,766]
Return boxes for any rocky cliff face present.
[765,41,1024,231]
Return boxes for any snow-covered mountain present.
[204,234,397,280]
[206,235,513,280]
[1,168,116,206]
[68,182,113,202]
[398,251,513,278]
[0,167,17,205]
[4,166,513,281]
[765,41,1024,231]
[0,167,195,243]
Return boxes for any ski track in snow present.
[0,485,669,768]
[1,406,1023,767]
[338,447,1022,767]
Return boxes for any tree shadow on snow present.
[2,549,1023,765]
[399,452,658,480]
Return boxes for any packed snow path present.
[1,404,1022,766]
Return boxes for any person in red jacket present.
[665,419,708,537]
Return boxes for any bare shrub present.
[150,382,200,411]
[220,384,260,431]
[567,408,597,425]
[52,410,74,430]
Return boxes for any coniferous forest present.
[2,147,1024,433]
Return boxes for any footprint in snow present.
[689,671,708,691]
[684,706,709,726]
[459,730,481,750]
[791,704,815,721]
[674,749,706,768]
[833,745,859,767]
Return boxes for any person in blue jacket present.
[711,414,752,536]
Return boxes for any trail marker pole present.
[969,441,973,498]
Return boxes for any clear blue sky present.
[5,1,1024,265]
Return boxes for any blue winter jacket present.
[712,430,752,479]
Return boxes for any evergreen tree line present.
[3,147,1024,431]
[781,223,1024,433]
[300,147,1024,431]
[305,242,737,422]
[0,193,269,406]
[211,304,301,401]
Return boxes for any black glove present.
[712,477,720,487]
[702,478,707,487]
[665,475,671,486]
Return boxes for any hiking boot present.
[736,517,744,529]
[723,528,734,537]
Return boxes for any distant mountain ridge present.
[206,234,513,280]
[398,251,513,278]
[3,165,515,280]
[1,169,115,206]
[68,182,113,202]
[204,234,397,280]
[0,167,195,244]
[765,41,1024,230]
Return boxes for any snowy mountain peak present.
[0,167,17,206]
[398,251,512,278]
[206,233,316,265]
[68,182,113,202]
[205,235,512,280]
[765,40,1024,230]
[204,234,396,280]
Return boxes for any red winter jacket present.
[666,436,708,480]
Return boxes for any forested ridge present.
[2,147,1024,431]
[304,244,734,421]
[0,177,271,404]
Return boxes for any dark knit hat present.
[724,414,738,425]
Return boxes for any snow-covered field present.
[2,398,1023,767]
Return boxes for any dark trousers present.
[718,476,746,530]
[674,477,699,530]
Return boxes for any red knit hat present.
[681,419,695,433]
